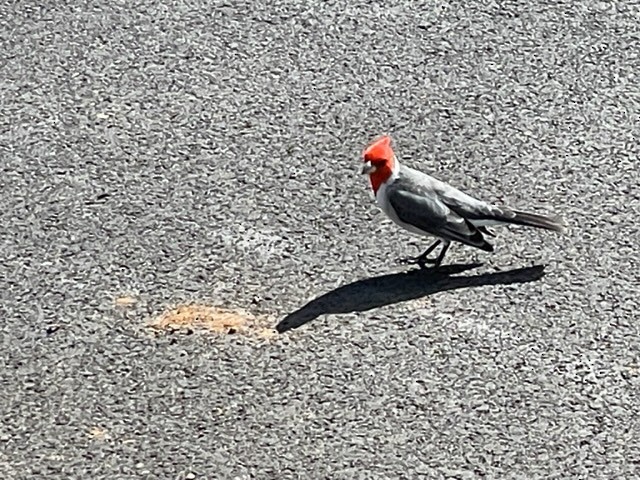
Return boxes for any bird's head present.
[361,135,396,193]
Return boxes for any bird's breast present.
[375,180,434,238]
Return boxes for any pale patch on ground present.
[456,314,490,337]
[221,227,286,265]
[114,296,138,307]
[88,427,109,440]
[147,304,277,339]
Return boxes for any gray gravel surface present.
[2,0,639,478]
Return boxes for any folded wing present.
[387,188,494,252]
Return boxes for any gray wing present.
[401,167,563,231]
[399,166,501,220]
[386,186,494,252]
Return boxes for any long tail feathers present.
[499,209,566,233]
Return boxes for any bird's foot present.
[398,255,438,269]
[398,240,446,270]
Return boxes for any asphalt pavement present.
[1,1,639,478]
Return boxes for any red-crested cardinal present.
[361,135,566,268]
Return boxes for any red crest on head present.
[363,135,393,162]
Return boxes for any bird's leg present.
[416,240,442,267]
[400,240,441,268]
[432,242,450,268]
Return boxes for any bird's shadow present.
[276,263,546,332]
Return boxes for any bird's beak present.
[361,161,375,175]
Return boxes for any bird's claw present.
[398,256,437,269]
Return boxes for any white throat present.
[375,156,400,205]
[388,155,400,183]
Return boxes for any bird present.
[361,135,566,268]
